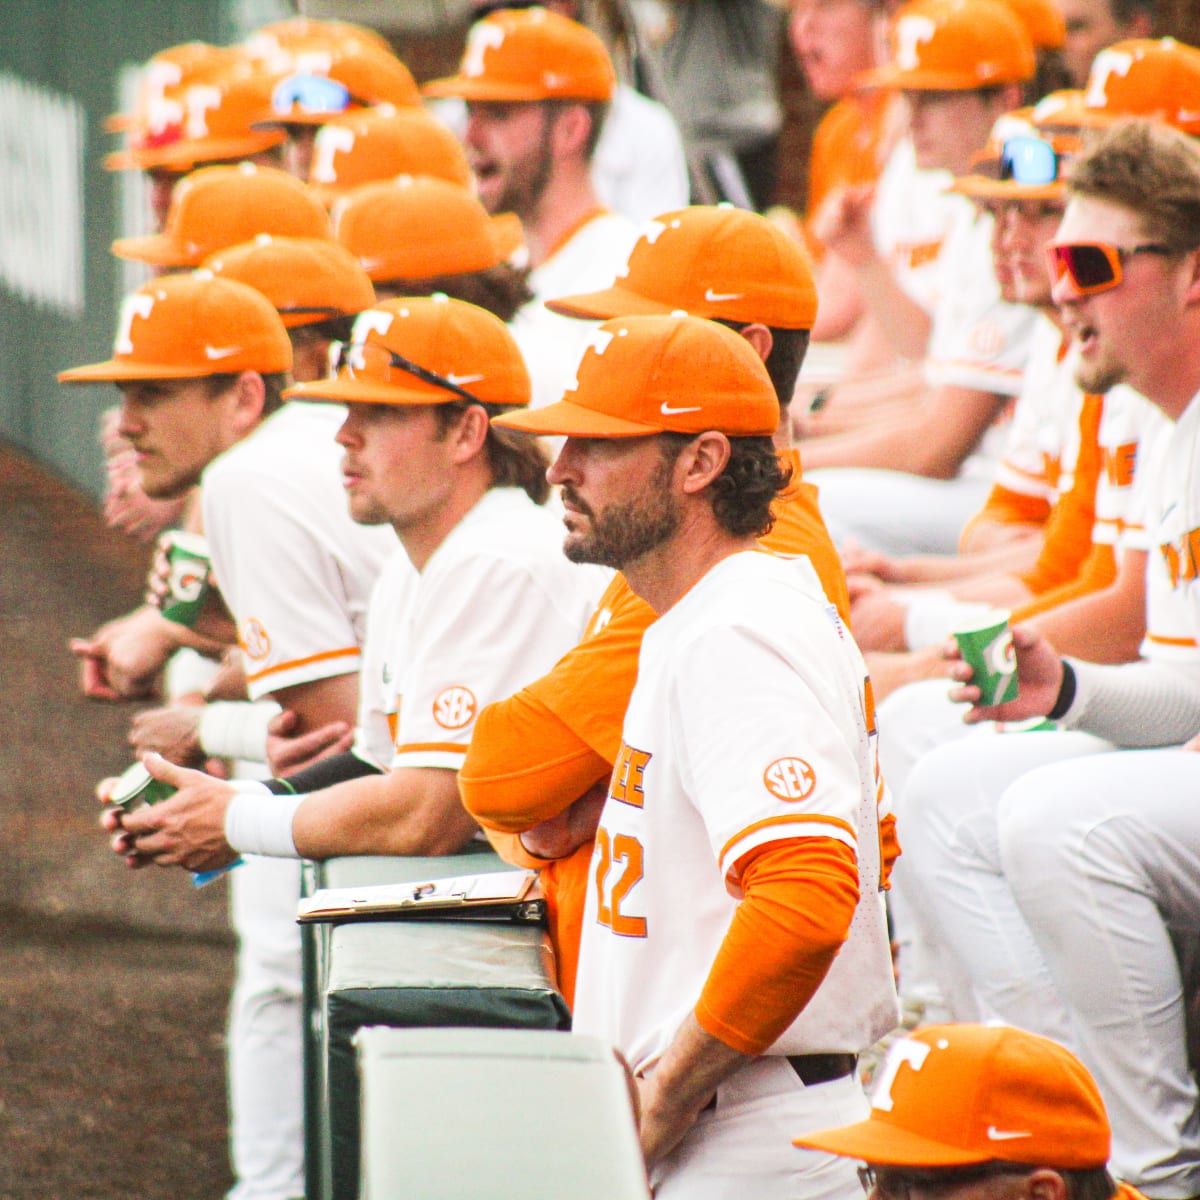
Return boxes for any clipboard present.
[296,869,545,926]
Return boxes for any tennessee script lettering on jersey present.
[1103,441,1137,488]
[610,740,651,808]
[1160,526,1200,589]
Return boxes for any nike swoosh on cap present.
[986,1126,1032,1141]
[204,345,243,360]
[660,402,703,416]
[704,288,744,303]
[446,373,484,386]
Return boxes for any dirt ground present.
[0,441,236,1199]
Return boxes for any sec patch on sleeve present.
[763,757,816,802]
[432,685,477,730]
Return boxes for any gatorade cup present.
[953,610,1019,706]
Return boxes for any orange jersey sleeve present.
[805,92,894,254]
[768,458,852,625]
[1012,541,1117,623]
[1016,393,1104,597]
[696,837,859,1055]
[958,486,1052,552]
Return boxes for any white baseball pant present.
[998,751,1200,1197]
[651,1058,866,1200]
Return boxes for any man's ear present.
[678,431,732,497]
[549,102,593,159]
[1024,1168,1069,1200]
[228,371,267,436]
[448,403,491,465]
[737,322,774,364]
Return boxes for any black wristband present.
[1047,659,1077,721]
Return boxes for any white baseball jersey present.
[1092,383,1174,552]
[351,547,420,770]
[201,401,397,700]
[871,137,965,314]
[1141,389,1200,664]
[990,315,1082,506]
[591,84,691,224]
[510,210,640,411]
[372,486,610,772]
[923,203,1038,485]
[572,551,898,1075]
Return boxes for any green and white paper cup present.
[160,531,212,627]
[953,609,1019,706]
[108,760,176,811]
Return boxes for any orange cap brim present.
[949,176,1065,201]
[58,359,230,384]
[492,398,667,438]
[422,76,610,103]
[108,130,286,173]
[545,282,678,322]
[793,1120,993,1167]
[283,375,457,407]
[856,65,986,91]
[111,233,199,268]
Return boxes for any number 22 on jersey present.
[592,741,650,938]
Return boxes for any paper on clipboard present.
[296,869,544,925]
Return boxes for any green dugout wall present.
[0,2,275,498]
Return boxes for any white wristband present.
[224,781,304,858]
[904,592,995,652]
[198,700,281,763]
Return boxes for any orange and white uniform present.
[461,458,883,1006]
[572,550,897,1198]
[203,400,397,698]
[363,487,608,774]
[806,90,897,254]
[871,139,964,315]
[200,397,396,1200]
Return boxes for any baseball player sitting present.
[801,0,1041,558]
[423,6,640,408]
[894,119,1200,1196]
[106,295,607,871]
[489,313,898,1199]
[794,1022,1150,1200]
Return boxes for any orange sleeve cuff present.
[1013,541,1117,622]
[459,691,611,832]
[695,837,859,1056]
[958,486,1050,553]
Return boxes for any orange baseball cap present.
[103,41,240,134]
[547,204,818,330]
[1029,88,1089,132]
[332,175,523,283]
[493,314,778,438]
[252,44,421,128]
[423,7,615,103]
[112,163,331,268]
[1077,38,1200,135]
[58,272,293,384]
[858,0,1035,91]
[285,294,530,408]
[792,1023,1111,1168]
[104,66,287,173]
[307,107,473,205]
[202,235,375,328]
[243,16,395,63]
[951,112,1078,200]
[995,0,1065,51]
